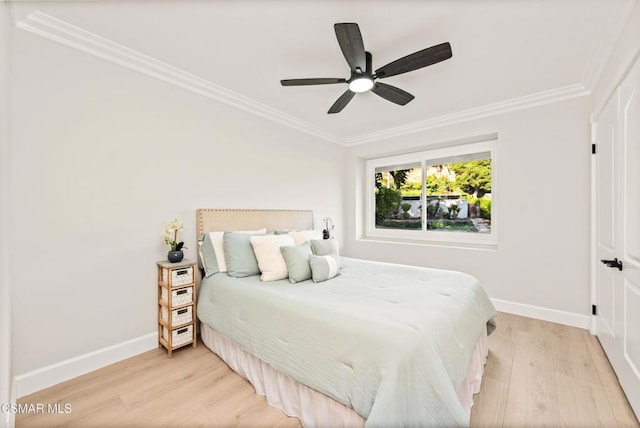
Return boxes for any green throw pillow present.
[309,254,341,283]
[281,242,313,284]
[223,231,264,277]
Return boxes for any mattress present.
[197,257,496,427]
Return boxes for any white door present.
[594,56,640,419]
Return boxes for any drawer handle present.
[176,269,188,275]
[176,289,187,295]
[177,328,188,334]
[177,309,188,315]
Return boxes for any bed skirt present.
[200,322,488,428]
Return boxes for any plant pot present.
[168,250,184,263]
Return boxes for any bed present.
[196,208,496,427]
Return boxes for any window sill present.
[358,234,498,251]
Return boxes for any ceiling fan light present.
[349,77,374,93]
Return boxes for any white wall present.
[1,3,14,426]
[10,22,345,388]
[344,96,592,322]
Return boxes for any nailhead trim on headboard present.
[196,208,314,237]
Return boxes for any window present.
[365,140,496,246]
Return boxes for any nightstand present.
[157,259,197,357]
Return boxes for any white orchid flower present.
[169,218,184,231]
[162,218,186,251]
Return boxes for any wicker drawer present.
[161,305,193,327]
[161,286,193,307]
[161,266,194,287]
[162,325,193,347]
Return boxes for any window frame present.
[364,140,497,248]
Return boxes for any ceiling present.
[10,0,638,145]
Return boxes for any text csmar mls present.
[0,402,72,414]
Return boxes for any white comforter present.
[197,257,496,427]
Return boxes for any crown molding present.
[16,11,595,148]
[344,83,589,146]
[16,11,343,145]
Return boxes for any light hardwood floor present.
[16,312,640,427]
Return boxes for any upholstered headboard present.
[196,208,314,237]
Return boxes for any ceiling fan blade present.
[281,78,346,86]
[371,82,415,106]
[334,23,366,72]
[328,90,356,114]
[375,42,452,79]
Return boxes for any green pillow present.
[281,242,313,284]
[223,232,264,277]
[310,237,342,267]
[201,233,220,277]
[309,254,341,283]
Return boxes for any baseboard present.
[491,298,591,329]
[13,333,157,399]
[10,301,590,399]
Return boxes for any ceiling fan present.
[280,23,452,114]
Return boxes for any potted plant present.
[448,204,460,220]
[401,203,412,219]
[162,218,186,263]
[322,217,335,239]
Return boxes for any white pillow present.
[289,229,323,245]
[250,234,295,281]
[204,228,266,274]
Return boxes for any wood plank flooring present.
[470,312,639,428]
[16,312,640,427]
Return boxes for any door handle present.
[601,258,623,271]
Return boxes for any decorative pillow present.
[309,254,341,283]
[201,233,221,277]
[197,237,205,270]
[281,242,313,284]
[201,228,266,277]
[289,229,324,245]
[273,229,297,235]
[250,234,295,281]
[310,237,342,267]
[223,231,265,278]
